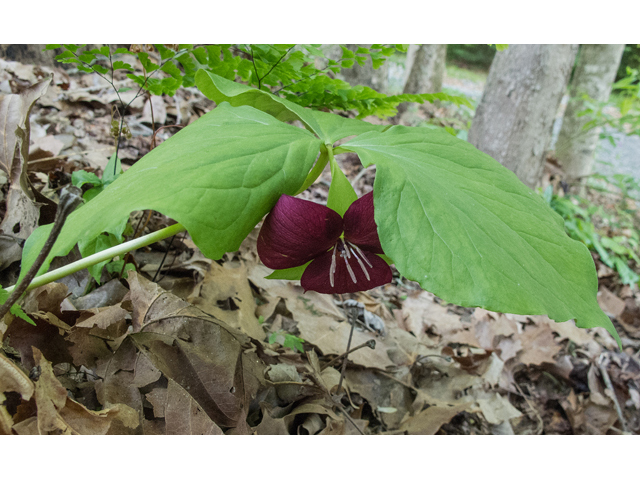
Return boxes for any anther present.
[348,242,373,268]
[340,240,357,284]
[330,246,337,288]
[348,244,371,281]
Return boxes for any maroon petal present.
[301,245,392,294]
[343,192,384,254]
[258,195,343,270]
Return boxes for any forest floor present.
[1,57,640,435]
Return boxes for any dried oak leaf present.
[0,77,51,268]
[0,350,34,434]
[31,347,138,434]
[400,404,470,435]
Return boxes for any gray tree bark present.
[468,44,578,189]
[339,44,389,93]
[556,44,625,180]
[396,44,447,119]
[402,44,447,95]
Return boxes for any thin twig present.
[249,45,261,90]
[154,230,188,283]
[260,45,295,84]
[334,402,365,435]
[512,381,544,435]
[598,353,629,433]
[336,294,357,395]
[152,233,177,283]
[148,91,156,147]
[0,186,83,319]
[150,125,184,150]
[322,340,376,370]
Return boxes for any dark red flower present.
[257,192,392,294]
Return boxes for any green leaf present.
[265,262,310,280]
[72,170,102,188]
[113,61,134,71]
[63,44,79,54]
[102,153,122,186]
[10,304,36,325]
[20,103,322,280]
[283,334,305,353]
[195,69,325,140]
[305,109,387,144]
[45,44,61,50]
[82,233,121,283]
[342,126,620,345]
[196,69,385,144]
[327,152,357,216]
[0,287,35,325]
[106,261,136,278]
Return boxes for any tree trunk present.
[396,44,447,119]
[402,44,447,95]
[339,44,389,93]
[556,44,625,180]
[468,44,578,189]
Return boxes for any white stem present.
[4,223,186,294]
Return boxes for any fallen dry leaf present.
[32,348,138,434]
[597,287,626,319]
[517,323,563,366]
[0,76,52,268]
[0,350,34,434]
[191,260,264,340]
[400,404,470,435]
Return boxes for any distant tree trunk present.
[0,44,56,66]
[396,44,447,118]
[556,44,625,180]
[339,44,389,93]
[403,44,447,94]
[468,44,578,189]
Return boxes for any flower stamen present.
[330,245,337,288]
[340,239,357,284]
[348,242,371,281]
[348,242,373,268]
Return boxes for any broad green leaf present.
[195,69,325,139]
[305,109,387,144]
[20,103,321,279]
[327,153,357,216]
[342,126,620,344]
[196,69,385,144]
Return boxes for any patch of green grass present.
[445,64,488,84]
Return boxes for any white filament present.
[348,244,371,281]
[330,246,337,287]
[341,239,357,284]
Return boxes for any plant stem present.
[3,223,186,295]
[294,144,330,195]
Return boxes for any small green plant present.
[577,66,640,147]
[268,330,305,353]
[544,174,640,286]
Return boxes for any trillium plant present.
[7,69,621,347]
